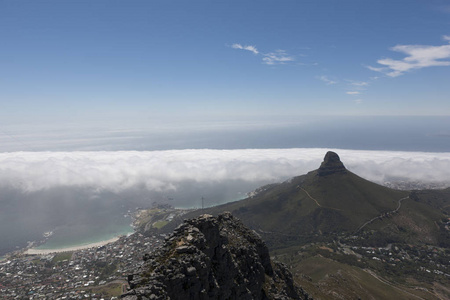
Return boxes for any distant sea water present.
[1,116,449,153]
[0,188,138,255]
[0,116,449,255]
[35,217,134,250]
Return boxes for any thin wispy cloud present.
[262,50,295,65]
[346,91,361,95]
[318,75,337,85]
[231,44,294,65]
[354,99,363,104]
[369,36,450,77]
[348,80,369,87]
[367,65,385,72]
[231,43,259,54]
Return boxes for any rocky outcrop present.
[122,212,311,300]
[317,151,347,177]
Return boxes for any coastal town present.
[0,230,163,299]
[1,203,449,299]
[0,204,191,299]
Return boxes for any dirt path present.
[298,186,343,211]
[354,196,409,233]
[299,186,322,207]
[363,269,441,300]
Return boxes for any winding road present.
[298,186,343,211]
[298,185,410,234]
[354,196,410,233]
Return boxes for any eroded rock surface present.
[317,151,347,177]
[122,212,311,300]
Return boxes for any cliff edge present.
[122,212,311,300]
[317,151,347,176]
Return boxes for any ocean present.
[0,188,139,255]
[34,218,133,250]
[0,116,449,255]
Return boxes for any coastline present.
[25,236,121,255]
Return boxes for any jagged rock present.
[317,151,347,176]
[122,212,311,300]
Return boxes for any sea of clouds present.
[1,148,449,254]
[1,148,449,194]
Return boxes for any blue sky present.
[1,0,450,150]
[1,1,450,251]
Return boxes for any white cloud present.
[231,43,259,54]
[346,91,360,95]
[318,75,337,85]
[367,66,385,72]
[230,44,295,65]
[369,39,450,77]
[442,35,450,42]
[348,80,369,87]
[262,50,294,65]
[0,149,449,194]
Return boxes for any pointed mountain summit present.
[162,151,409,242]
[140,151,450,299]
[318,151,347,176]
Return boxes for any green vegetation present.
[275,245,445,300]
[31,258,43,266]
[178,169,413,245]
[134,205,192,233]
[93,261,117,281]
[153,220,169,229]
[89,282,125,297]
[52,252,73,263]
[154,156,449,299]
[134,208,164,229]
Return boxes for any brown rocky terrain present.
[122,212,311,300]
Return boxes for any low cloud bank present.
[0,149,449,193]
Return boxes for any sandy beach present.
[25,236,120,255]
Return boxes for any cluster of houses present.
[0,232,163,299]
[338,240,450,280]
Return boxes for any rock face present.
[317,151,347,177]
[122,212,311,300]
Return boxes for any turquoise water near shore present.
[35,216,134,250]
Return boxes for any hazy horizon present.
[1,0,450,256]
[1,146,449,255]
[1,115,449,152]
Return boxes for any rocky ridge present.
[122,212,311,300]
[317,151,347,176]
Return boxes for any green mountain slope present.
[159,152,447,250]
[365,188,450,247]
[142,151,449,299]
[175,152,407,237]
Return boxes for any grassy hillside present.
[144,152,449,299]
[284,255,444,300]
[303,170,408,225]
[173,169,409,242]
[363,189,450,247]
[161,155,447,248]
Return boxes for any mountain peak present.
[318,151,347,176]
[122,212,311,299]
